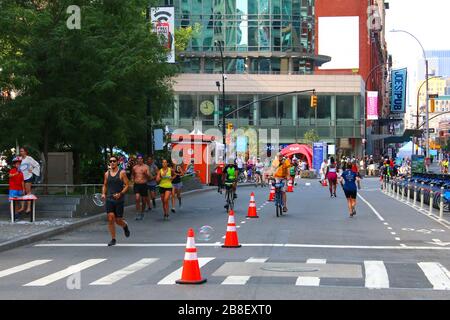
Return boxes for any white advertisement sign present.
[151,6,175,63]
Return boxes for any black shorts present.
[134,183,148,196]
[106,200,124,218]
[159,187,172,195]
[344,189,357,199]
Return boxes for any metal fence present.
[0,184,103,196]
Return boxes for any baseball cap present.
[12,156,22,163]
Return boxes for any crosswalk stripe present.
[90,258,158,285]
[296,277,320,286]
[222,276,250,285]
[418,262,450,290]
[306,259,327,264]
[364,261,389,289]
[0,260,52,279]
[245,258,268,263]
[23,259,106,287]
[157,257,215,285]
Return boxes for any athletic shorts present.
[9,190,23,199]
[106,200,124,218]
[327,172,338,182]
[133,183,148,196]
[147,182,157,192]
[343,189,357,199]
[159,187,172,195]
[172,182,183,190]
[24,177,34,183]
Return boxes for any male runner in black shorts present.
[102,156,131,246]
[132,154,150,220]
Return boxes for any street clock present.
[200,100,214,116]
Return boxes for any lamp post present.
[215,41,226,147]
[390,29,430,161]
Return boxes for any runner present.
[171,160,184,213]
[255,158,264,187]
[272,153,291,212]
[339,163,361,218]
[156,159,174,220]
[132,154,150,221]
[146,156,159,209]
[326,157,338,198]
[214,162,225,194]
[101,156,131,246]
[289,161,296,187]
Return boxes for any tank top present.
[159,168,172,188]
[328,164,337,173]
[172,165,182,184]
[107,170,124,202]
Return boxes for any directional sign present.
[423,128,435,134]
[429,94,439,99]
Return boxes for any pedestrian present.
[9,156,25,220]
[171,160,184,213]
[326,157,338,198]
[146,156,159,209]
[340,163,361,218]
[214,162,225,193]
[19,147,40,214]
[319,159,327,184]
[101,155,131,246]
[156,159,174,220]
[132,154,150,221]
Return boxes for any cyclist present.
[223,160,238,209]
[272,153,291,213]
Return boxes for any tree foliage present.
[303,129,319,146]
[0,0,177,183]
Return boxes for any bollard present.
[401,182,405,201]
[397,180,401,200]
[429,188,434,215]
[407,182,411,203]
[413,185,417,207]
[420,183,424,209]
[440,186,445,220]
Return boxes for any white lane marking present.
[34,243,450,250]
[395,237,401,241]
[245,257,269,263]
[236,226,241,228]
[418,262,450,290]
[391,232,397,235]
[306,259,327,264]
[357,194,385,221]
[384,223,389,226]
[90,259,158,285]
[296,276,320,286]
[222,276,250,285]
[241,221,246,224]
[157,257,214,285]
[364,261,389,289]
[0,260,52,279]
[24,259,106,287]
[221,236,226,239]
[246,218,250,220]
[387,227,393,230]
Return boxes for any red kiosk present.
[171,129,219,185]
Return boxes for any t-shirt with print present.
[342,170,357,192]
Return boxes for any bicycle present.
[271,178,285,217]
[224,182,235,211]
[237,171,247,183]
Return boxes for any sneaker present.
[148,207,152,212]
[123,225,130,238]
[108,239,117,246]
[283,207,288,213]
[171,208,176,213]
[334,193,337,197]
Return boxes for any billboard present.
[391,68,407,113]
[151,6,175,63]
[366,91,379,120]
[313,142,327,174]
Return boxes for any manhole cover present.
[260,266,319,272]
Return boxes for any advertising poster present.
[391,68,407,113]
[151,6,175,63]
[411,155,425,174]
[313,142,325,174]
[367,91,379,120]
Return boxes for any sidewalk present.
[0,186,217,253]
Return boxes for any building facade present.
[161,0,389,157]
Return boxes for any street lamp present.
[215,40,226,147]
[390,29,430,161]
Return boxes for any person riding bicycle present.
[223,160,238,209]
[272,153,291,212]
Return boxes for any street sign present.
[429,94,439,99]
[423,128,435,134]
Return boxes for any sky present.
[385,0,450,105]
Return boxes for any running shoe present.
[123,225,130,238]
[108,239,117,246]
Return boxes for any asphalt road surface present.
[1,178,450,300]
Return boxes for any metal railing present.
[0,184,102,196]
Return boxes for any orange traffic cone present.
[176,228,207,284]
[222,210,241,248]
[247,192,258,218]
[322,180,328,187]
[287,179,293,192]
[268,185,275,201]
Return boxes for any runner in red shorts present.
[326,157,338,198]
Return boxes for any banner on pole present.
[154,129,164,151]
[390,68,407,113]
[151,6,175,63]
[367,91,379,120]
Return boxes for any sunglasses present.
[109,159,117,163]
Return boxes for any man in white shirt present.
[320,159,328,183]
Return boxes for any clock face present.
[200,100,214,116]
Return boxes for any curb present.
[0,186,218,253]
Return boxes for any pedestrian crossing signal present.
[310,95,318,108]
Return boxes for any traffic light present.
[310,94,318,108]
[430,99,435,113]
[227,123,233,131]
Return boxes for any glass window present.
[180,58,201,73]
[278,96,292,119]
[297,95,312,119]
[317,95,331,119]
[226,0,236,14]
[336,96,355,119]
[179,95,197,119]
[248,0,258,15]
[259,58,270,72]
[224,95,238,119]
[260,96,277,119]
[238,95,254,125]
